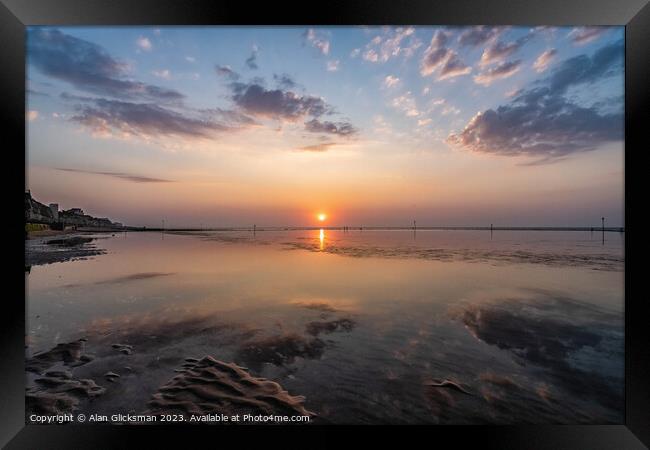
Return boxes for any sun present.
[317,213,327,222]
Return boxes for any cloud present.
[245,45,259,70]
[229,81,332,121]
[304,119,357,137]
[350,48,361,58]
[198,107,258,126]
[473,60,522,86]
[448,41,623,161]
[441,105,460,116]
[326,60,340,72]
[27,110,39,121]
[273,74,297,89]
[363,49,379,62]
[215,65,239,80]
[151,69,171,80]
[136,36,152,51]
[438,54,473,80]
[362,27,422,63]
[69,97,234,139]
[479,33,534,67]
[457,26,503,47]
[420,31,471,80]
[391,91,420,117]
[185,56,196,63]
[533,49,557,73]
[303,29,330,55]
[546,40,623,94]
[296,142,336,152]
[28,29,184,103]
[27,89,50,97]
[420,32,452,74]
[383,75,400,88]
[56,167,173,183]
[569,27,608,45]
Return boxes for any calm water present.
[26,229,625,424]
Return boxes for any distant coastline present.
[25,190,125,233]
[24,191,624,234]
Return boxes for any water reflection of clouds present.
[450,289,623,414]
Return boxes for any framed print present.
[2,0,648,448]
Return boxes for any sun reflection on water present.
[319,228,325,250]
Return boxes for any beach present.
[25,229,624,424]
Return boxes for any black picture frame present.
[2,0,647,448]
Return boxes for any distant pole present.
[490,223,493,240]
[413,220,416,231]
[162,219,165,231]
[602,217,605,245]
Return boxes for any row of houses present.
[25,191,123,229]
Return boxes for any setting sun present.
[317,213,327,222]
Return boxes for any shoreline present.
[25,231,115,267]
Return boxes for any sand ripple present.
[146,356,313,418]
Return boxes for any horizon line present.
[127,225,625,233]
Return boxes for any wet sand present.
[25,233,109,267]
[25,306,358,422]
[25,230,624,424]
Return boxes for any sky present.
[26,26,624,228]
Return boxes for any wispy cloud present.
[69,97,236,139]
[28,29,184,103]
[391,91,420,117]
[215,65,239,80]
[296,142,336,152]
[303,29,330,56]
[362,27,422,64]
[456,26,503,47]
[27,89,50,97]
[473,60,522,86]
[136,36,152,51]
[383,75,400,88]
[569,27,608,45]
[245,45,259,70]
[56,167,173,183]
[420,31,471,80]
[304,119,357,137]
[533,49,557,73]
[151,69,172,80]
[273,74,297,89]
[479,33,534,67]
[326,60,340,72]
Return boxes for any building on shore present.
[49,203,59,222]
[25,191,124,230]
